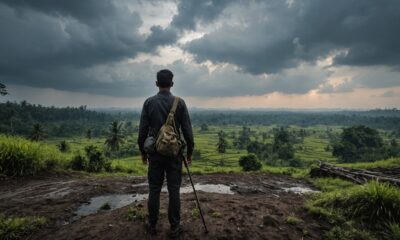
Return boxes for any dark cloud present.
[186,0,400,74]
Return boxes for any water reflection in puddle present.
[281,186,320,195]
[73,193,147,221]
[73,183,234,221]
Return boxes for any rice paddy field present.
[40,124,349,176]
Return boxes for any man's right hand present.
[186,155,192,165]
[141,154,148,165]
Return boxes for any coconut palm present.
[30,123,45,141]
[104,121,125,151]
[86,129,92,140]
[0,83,7,96]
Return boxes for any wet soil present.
[0,173,329,240]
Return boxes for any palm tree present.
[0,83,7,96]
[216,130,227,166]
[86,129,92,140]
[104,121,125,151]
[30,123,45,141]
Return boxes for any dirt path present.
[0,173,328,240]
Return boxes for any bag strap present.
[169,97,180,115]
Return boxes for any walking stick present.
[183,158,208,234]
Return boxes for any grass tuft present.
[0,215,46,240]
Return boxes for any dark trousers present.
[147,153,182,228]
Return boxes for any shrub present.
[0,135,67,177]
[70,153,87,171]
[85,145,109,173]
[239,154,262,171]
[0,214,46,240]
[57,140,69,153]
[313,181,400,226]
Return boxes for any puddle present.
[281,186,320,195]
[72,193,147,221]
[72,183,234,221]
[170,183,234,195]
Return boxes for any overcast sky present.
[1,0,399,109]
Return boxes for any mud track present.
[0,173,328,240]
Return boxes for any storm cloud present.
[0,0,399,99]
[187,0,400,74]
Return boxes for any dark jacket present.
[138,90,194,156]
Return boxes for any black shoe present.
[145,222,157,236]
[167,225,184,239]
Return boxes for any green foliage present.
[273,127,295,160]
[311,177,355,192]
[126,205,146,221]
[239,154,262,171]
[234,126,251,149]
[99,203,111,210]
[385,222,400,240]
[324,221,375,240]
[312,181,400,226]
[0,135,67,177]
[0,215,46,240]
[104,121,125,152]
[216,130,227,154]
[70,152,87,171]
[57,140,69,153]
[29,123,45,141]
[285,214,302,225]
[333,125,387,162]
[85,145,109,173]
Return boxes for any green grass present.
[338,157,400,169]
[0,215,46,240]
[0,134,69,177]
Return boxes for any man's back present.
[138,90,194,159]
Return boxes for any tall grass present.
[0,215,46,240]
[312,181,400,226]
[0,135,68,177]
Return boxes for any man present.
[138,69,194,238]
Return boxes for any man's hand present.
[186,155,192,165]
[141,154,148,165]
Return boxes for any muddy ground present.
[0,172,329,240]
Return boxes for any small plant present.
[0,214,46,240]
[239,154,262,171]
[57,140,69,153]
[191,208,200,219]
[285,213,302,225]
[127,205,146,221]
[385,222,400,240]
[324,221,375,240]
[210,210,222,218]
[100,202,111,210]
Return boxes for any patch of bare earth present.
[0,173,328,240]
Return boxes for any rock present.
[263,215,280,227]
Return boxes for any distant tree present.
[58,140,69,152]
[0,83,7,96]
[333,125,386,162]
[29,123,45,141]
[105,121,125,151]
[272,127,295,160]
[216,131,227,154]
[239,154,262,171]
[192,149,202,160]
[86,129,92,140]
[388,139,400,158]
[234,126,251,149]
[200,123,209,132]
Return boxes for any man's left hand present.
[141,154,148,165]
